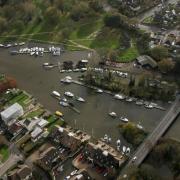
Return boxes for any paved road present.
[128,96,180,166]
[0,153,23,176]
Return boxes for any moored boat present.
[51,91,61,98]
[135,100,144,105]
[114,94,125,100]
[76,97,85,102]
[145,104,153,109]
[59,101,69,107]
[109,112,117,118]
[96,89,103,93]
[126,97,133,102]
[64,91,74,97]
[120,117,129,123]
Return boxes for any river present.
[0,43,179,178]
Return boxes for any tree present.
[89,0,103,12]
[158,59,175,73]
[137,32,151,53]
[150,46,169,61]
[54,0,65,13]
[44,6,59,25]
[0,16,7,33]
[104,13,121,28]
[107,49,118,61]
[70,2,89,21]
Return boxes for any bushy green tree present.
[150,46,169,61]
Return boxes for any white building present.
[31,127,43,142]
[1,103,23,125]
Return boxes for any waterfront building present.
[1,103,23,125]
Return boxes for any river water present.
[0,44,179,142]
[0,44,180,178]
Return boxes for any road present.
[119,96,180,178]
[0,153,23,176]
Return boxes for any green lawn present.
[118,41,139,62]
[47,118,64,132]
[90,28,120,49]
[25,108,44,118]
[0,145,9,162]
[142,16,154,24]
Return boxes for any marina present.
[0,43,178,148]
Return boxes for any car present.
[132,156,137,163]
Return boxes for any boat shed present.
[136,55,157,69]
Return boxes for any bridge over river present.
[119,95,180,178]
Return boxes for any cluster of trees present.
[149,46,175,73]
[126,139,180,179]
[0,76,17,93]
[84,69,176,101]
[148,138,180,178]
[0,0,104,40]
[127,164,162,180]
[104,13,138,32]
[119,122,147,147]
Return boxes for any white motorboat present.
[116,139,121,146]
[61,97,67,102]
[43,62,49,66]
[52,91,61,98]
[64,91,74,97]
[135,100,144,105]
[109,112,117,118]
[70,170,78,176]
[126,147,130,154]
[65,176,71,180]
[60,70,65,73]
[73,68,80,72]
[122,146,126,153]
[76,97,85,102]
[30,51,35,56]
[126,97,133,102]
[137,124,143,129]
[19,42,25,46]
[114,94,125,100]
[96,89,103,93]
[61,78,72,84]
[120,117,129,123]
[145,104,153,109]
[59,101,69,107]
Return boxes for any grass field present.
[25,108,44,118]
[118,40,139,62]
[0,145,9,162]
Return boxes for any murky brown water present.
[0,43,179,142]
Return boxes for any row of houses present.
[37,125,127,179]
[7,164,33,180]
[0,102,49,142]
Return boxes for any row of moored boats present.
[10,46,61,56]
[114,94,158,109]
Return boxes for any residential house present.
[1,103,23,125]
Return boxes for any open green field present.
[0,145,9,162]
[9,92,30,107]
[118,46,139,62]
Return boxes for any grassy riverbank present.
[0,0,146,62]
